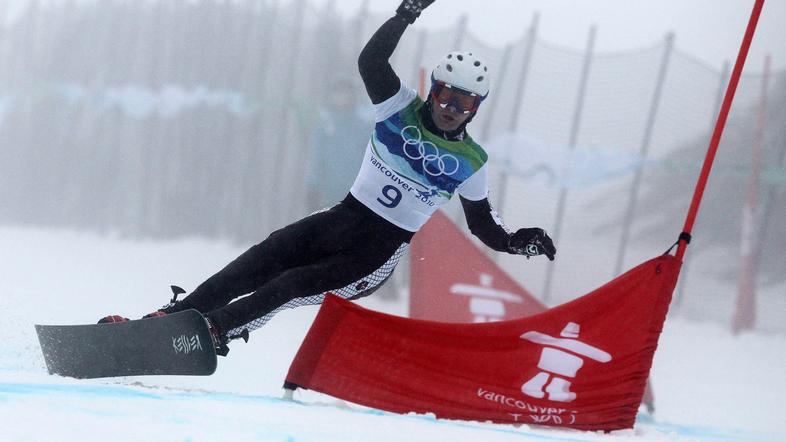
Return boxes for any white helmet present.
[432,51,490,98]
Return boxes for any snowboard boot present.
[98,286,187,324]
[204,316,230,357]
[142,285,189,319]
[97,315,130,324]
[142,310,168,319]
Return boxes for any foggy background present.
[0,0,783,333]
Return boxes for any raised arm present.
[358,1,435,104]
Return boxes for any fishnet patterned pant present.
[226,243,408,337]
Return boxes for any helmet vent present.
[433,51,490,97]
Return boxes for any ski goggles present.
[430,81,483,114]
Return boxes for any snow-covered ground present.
[1,225,784,441]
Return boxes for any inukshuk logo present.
[520,322,611,403]
[172,334,203,354]
[449,273,523,323]
[476,322,612,424]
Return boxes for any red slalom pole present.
[676,0,765,261]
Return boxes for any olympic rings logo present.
[400,126,460,177]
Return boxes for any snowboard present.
[35,309,217,379]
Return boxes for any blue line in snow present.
[0,382,780,441]
[0,382,587,440]
[0,382,163,399]
[0,381,297,405]
[636,414,778,441]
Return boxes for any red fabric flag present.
[409,211,544,322]
[286,255,680,431]
[408,210,657,411]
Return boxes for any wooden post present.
[542,25,597,302]
[613,32,675,277]
[479,43,513,142]
[496,12,539,218]
[732,54,771,334]
[673,60,730,307]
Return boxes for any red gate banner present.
[409,210,656,411]
[286,254,680,431]
[409,210,544,322]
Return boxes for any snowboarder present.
[100,0,556,356]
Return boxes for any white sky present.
[1,0,782,72]
[317,0,785,73]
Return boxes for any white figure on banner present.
[449,273,522,322]
[520,322,612,403]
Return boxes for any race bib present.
[350,82,488,232]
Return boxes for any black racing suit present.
[164,14,512,339]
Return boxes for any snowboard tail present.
[35,309,217,379]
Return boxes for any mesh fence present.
[0,1,782,332]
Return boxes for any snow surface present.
[1,226,784,442]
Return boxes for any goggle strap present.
[443,83,478,98]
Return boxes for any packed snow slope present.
[1,226,784,441]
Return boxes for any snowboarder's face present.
[429,81,480,132]
[430,99,473,131]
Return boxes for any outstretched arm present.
[460,196,511,252]
[358,0,435,104]
[461,196,557,260]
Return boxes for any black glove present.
[396,0,436,24]
[508,228,556,261]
